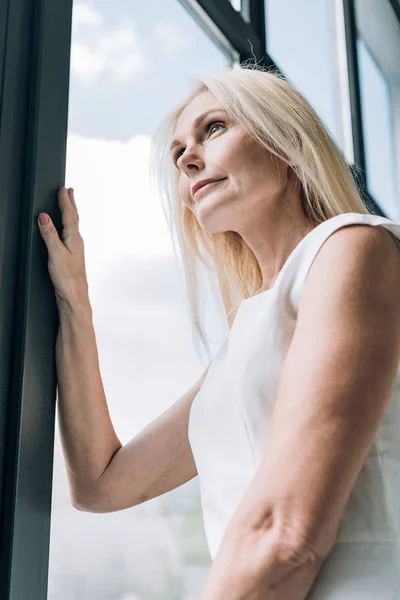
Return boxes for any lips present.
[193,178,226,198]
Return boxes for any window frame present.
[0,0,73,597]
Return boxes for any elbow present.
[273,523,334,572]
[245,530,324,593]
[216,525,322,593]
[72,502,89,512]
[274,535,320,570]
[70,482,108,513]
[71,490,100,513]
[71,498,111,513]
[71,497,95,512]
[71,491,124,513]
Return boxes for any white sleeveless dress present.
[188,212,400,598]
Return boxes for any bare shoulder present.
[302,222,400,308]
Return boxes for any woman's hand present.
[37,187,90,308]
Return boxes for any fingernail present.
[39,213,49,225]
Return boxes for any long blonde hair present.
[149,62,373,363]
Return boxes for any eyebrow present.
[170,109,227,153]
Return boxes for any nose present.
[179,145,203,171]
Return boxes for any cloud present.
[73,2,104,29]
[70,4,150,86]
[66,132,172,282]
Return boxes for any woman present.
[38,64,400,599]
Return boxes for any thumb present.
[38,213,61,250]
[38,213,50,227]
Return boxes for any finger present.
[59,187,77,211]
[37,212,63,253]
[59,187,79,232]
[67,187,78,213]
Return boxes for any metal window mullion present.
[0,0,73,598]
[342,0,367,184]
[182,0,264,61]
[388,0,400,24]
[241,0,266,55]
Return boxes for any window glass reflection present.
[357,40,399,220]
[265,0,346,153]
[229,0,242,11]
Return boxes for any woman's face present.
[171,91,291,234]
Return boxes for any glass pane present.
[357,38,399,220]
[354,0,400,221]
[47,2,230,599]
[265,0,346,154]
[229,0,242,11]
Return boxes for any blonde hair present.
[149,61,373,363]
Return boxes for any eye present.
[173,121,225,167]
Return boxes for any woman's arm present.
[199,515,325,599]
[199,224,400,599]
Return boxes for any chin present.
[196,220,229,235]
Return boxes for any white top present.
[188,212,400,597]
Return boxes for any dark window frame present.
[0,0,73,598]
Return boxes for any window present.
[6,1,400,597]
[265,0,349,156]
[47,2,231,598]
[355,0,400,220]
[229,0,242,11]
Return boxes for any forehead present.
[173,91,225,137]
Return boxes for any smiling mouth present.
[195,178,227,198]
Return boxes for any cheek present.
[224,136,260,173]
[240,144,277,180]
[178,179,192,205]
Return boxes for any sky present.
[47,1,400,598]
